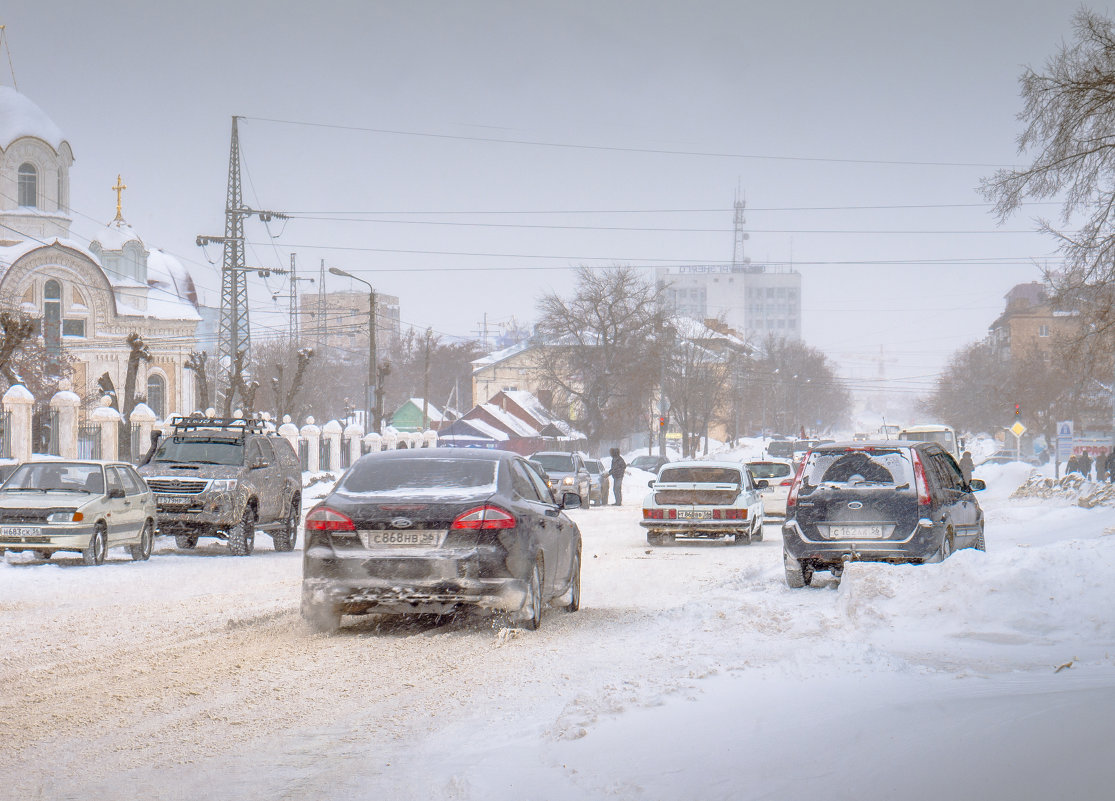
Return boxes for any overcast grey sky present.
[2,0,1105,410]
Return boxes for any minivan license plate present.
[828,525,885,539]
[360,530,441,548]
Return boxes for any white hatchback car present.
[640,460,764,546]
[745,460,796,517]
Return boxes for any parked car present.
[0,460,156,565]
[138,417,303,555]
[745,460,796,517]
[528,451,592,507]
[641,460,764,546]
[301,448,583,633]
[583,458,610,506]
[765,439,796,460]
[781,441,986,587]
[628,453,671,473]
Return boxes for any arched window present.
[146,375,166,419]
[43,279,61,357]
[18,163,38,208]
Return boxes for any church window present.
[146,375,166,419]
[43,280,61,357]
[57,170,64,211]
[18,163,38,207]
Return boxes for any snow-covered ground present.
[1,450,1113,800]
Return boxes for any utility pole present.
[316,259,327,350]
[328,267,378,431]
[196,116,288,410]
[422,328,432,430]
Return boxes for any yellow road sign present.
[1010,421,1027,438]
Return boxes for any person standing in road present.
[608,448,626,505]
[959,451,974,485]
[1105,449,1115,483]
[1081,451,1094,480]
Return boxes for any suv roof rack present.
[168,417,269,436]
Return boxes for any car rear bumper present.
[782,518,940,565]
[302,547,528,612]
[640,519,750,537]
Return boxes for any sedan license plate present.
[360,530,443,548]
[1,526,41,539]
[157,495,195,506]
[828,525,885,539]
[677,509,712,520]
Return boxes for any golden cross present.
[112,174,126,222]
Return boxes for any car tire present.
[932,531,954,563]
[33,549,52,561]
[647,532,663,546]
[228,505,256,556]
[271,499,300,553]
[129,520,154,562]
[785,564,806,588]
[174,533,198,550]
[562,545,581,612]
[302,592,342,634]
[752,517,764,542]
[518,555,544,630]
[973,528,986,552]
[733,527,751,546]
[82,524,107,566]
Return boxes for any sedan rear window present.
[747,462,792,479]
[658,467,741,485]
[340,458,498,494]
[799,448,914,489]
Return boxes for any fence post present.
[128,403,157,463]
[2,384,34,463]
[322,420,343,472]
[278,416,300,460]
[50,382,81,459]
[91,397,122,461]
[362,432,382,454]
[344,422,364,466]
[424,429,438,448]
[300,417,321,472]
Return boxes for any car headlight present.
[562,476,574,485]
[47,510,83,523]
[208,479,237,492]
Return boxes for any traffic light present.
[1014,403,1021,418]
[658,416,666,428]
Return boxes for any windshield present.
[2,462,105,493]
[748,463,793,479]
[153,437,244,465]
[799,448,915,491]
[340,458,498,494]
[658,466,741,484]
[531,454,574,473]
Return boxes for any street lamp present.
[328,266,378,431]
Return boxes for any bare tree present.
[534,266,666,447]
[982,8,1115,336]
[185,351,211,412]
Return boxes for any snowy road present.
[2,461,1114,800]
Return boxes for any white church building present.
[0,86,202,417]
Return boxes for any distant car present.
[782,441,986,587]
[528,451,592,508]
[978,453,1030,466]
[765,440,796,460]
[301,448,582,633]
[745,460,796,517]
[641,460,764,546]
[0,460,156,565]
[583,458,610,506]
[628,454,671,473]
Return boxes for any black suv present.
[139,418,303,556]
[781,441,986,587]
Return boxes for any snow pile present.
[1011,471,1115,507]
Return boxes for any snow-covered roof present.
[404,398,445,422]
[147,248,199,308]
[91,219,142,251]
[448,418,510,441]
[0,87,67,151]
[471,339,532,371]
[478,403,540,437]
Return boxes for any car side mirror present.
[561,491,582,509]
[107,488,126,499]
[968,478,986,491]
[647,479,656,488]
[755,479,769,489]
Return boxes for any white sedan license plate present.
[157,495,194,506]
[677,509,712,520]
[1,526,42,538]
[829,525,885,539]
[360,530,442,548]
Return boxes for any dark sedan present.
[301,448,582,633]
[782,441,986,587]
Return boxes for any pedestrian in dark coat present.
[608,448,626,505]
[1105,450,1115,483]
[1067,454,1080,475]
[959,451,974,485]
[1081,451,1093,480]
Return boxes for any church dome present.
[92,218,143,251]
[147,248,199,308]
[0,86,67,152]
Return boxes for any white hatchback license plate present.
[677,509,712,520]
[1,526,42,538]
[360,530,443,548]
[157,495,194,506]
[828,525,885,539]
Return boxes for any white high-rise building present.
[657,263,801,341]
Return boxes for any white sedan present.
[640,460,764,546]
[745,460,796,517]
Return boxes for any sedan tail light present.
[779,479,793,487]
[450,505,517,530]
[911,450,933,507]
[713,508,747,520]
[305,506,356,532]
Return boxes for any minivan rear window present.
[799,448,914,490]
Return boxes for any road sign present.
[1010,421,1027,438]
[1057,420,1073,462]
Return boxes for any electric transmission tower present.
[197,116,288,409]
[732,189,750,269]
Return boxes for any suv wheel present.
[228,505,256,556]
[272,498,300,552]
[175,533,198,550]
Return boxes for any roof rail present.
[168,417,268,435]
